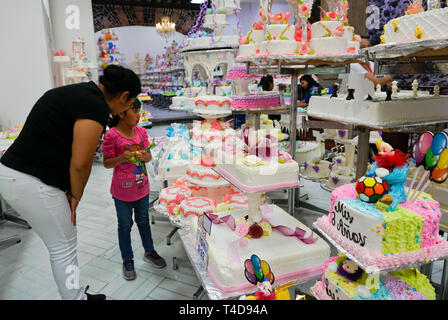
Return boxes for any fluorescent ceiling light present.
[191,0,206,3]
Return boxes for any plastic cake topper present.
[355,141,410,212]
[244,254,277,300]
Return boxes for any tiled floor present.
[0,125,446,300]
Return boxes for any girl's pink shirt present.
[102,126,150,202]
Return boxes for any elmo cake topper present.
[355,141,410,211]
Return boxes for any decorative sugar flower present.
[333,26,345,37]
[392,19,399,32]
[211,120,224,131]
[248,224,264,239]
[297,42,314,55]
[278,150,292,163]
[299,4,311,18]
[259,222,272,236]
[354,34,362,42]
[414,26,424,39]
[236,221,250,237]
[253,20,264,30]
[347,46,357,54]
[167,204,176,215]
[259,7,268,22]
[175,193,185,205]
[239,36,249,45]
[380,35,386,44]
[406,1,424,15]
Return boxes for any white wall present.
[0,0,53,129]
[225,2,290,36]
[49,0,98,81]
[94,26,187,69]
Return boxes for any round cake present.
[194,95,232,115]
[186,164,229,186]
[383,7,448,44]
[158,186,192,209]
[325,166,356,190]
[302,158,332,179]
[231,92,281,110]
[179,197,216,218]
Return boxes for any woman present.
[0,65,141,300]
[298,74,322,108]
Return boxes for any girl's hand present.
[120,150,134,163]
[136,150,152,162]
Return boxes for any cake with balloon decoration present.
[188,203,330,292]
[311,254,436,300]
[382,0,448,45]
[315,141,448,270]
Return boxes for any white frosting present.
[266,24,295,41]
[213,0,240,14]
[238,43,259,57]
[356,285,372,299]
[330,199,385,254]
[311,21,343,38]
[326,166,356,189]
[294,141,322,164]
[310,37,348,55]
[263,40,297,55]
[303,158,332,179]
[194,95,232,114]
[384,7,448,43]
[308,94,448,127]
[189,205,330,288]
[248,29,265,44]
[203,14,227,29]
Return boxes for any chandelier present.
[156,16,176,39]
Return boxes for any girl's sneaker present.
[123,259,136,280]
[144,251,167,269]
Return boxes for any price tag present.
[196,213,212,272]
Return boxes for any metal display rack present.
[236,54,366,214]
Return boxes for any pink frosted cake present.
[315,184,448,270]
[179,197,216,218]
[226,65,261,80]
[231,93,281,110]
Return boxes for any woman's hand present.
[67,194,80,226]
[136,150,152,162]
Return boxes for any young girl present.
[102,99,166,280]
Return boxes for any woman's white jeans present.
[0,163,86,300]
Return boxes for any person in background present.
[258,75,282,122]
[258,75,274,92]
[298,74,322,108]
[102,99,166,281]
[0,64,141,300]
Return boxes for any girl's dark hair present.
[259,75,274,91]
[309,0,321,24]
[300,75,320,90]
[108,98,142,128]
[299,74,322,99]
[99,65,141,99]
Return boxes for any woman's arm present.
[364,73,393,89]
[69,119,104,223]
